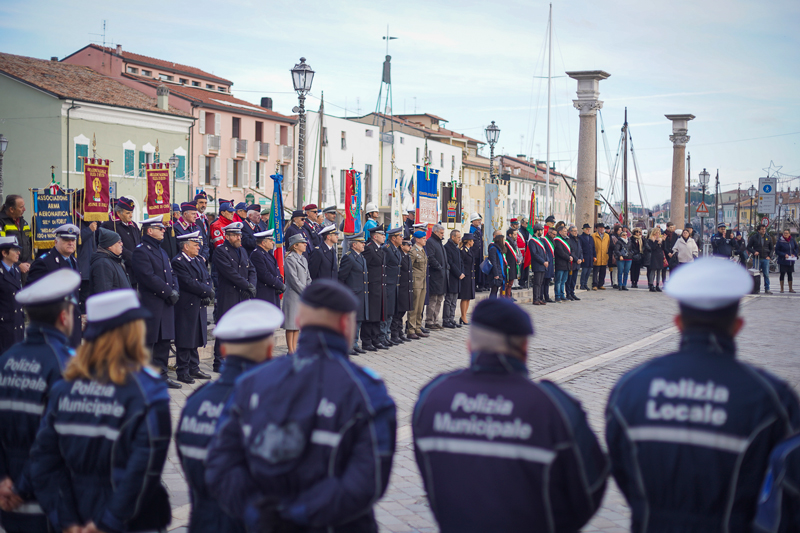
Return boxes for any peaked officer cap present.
[291,209,306,219]
[300,279,358,313]
[54,224,80,239]
[0,236,21,250]
[318,225,336,236]
[177,230,202,243]
[16,269,81,307]
[472,298,534,336]
[224,222,244,233]
[235,202,247,211]
[84,289,152,341]
[322,206,337,214]
[255,229,274,239]
[665,257,752,311]
[215,300,284,342]
[140,217,166,229]
[350,232,366,242]
[387,227,403,236]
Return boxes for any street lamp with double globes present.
[698,168,710,244]
[485,121,500,183]
[290,57,315,209]
[748,184,757,231]
[0,134,8,206]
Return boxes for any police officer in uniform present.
[606,257,800,532]
[710,222,733,258]
[0,237,24,353]
[754,432,800,532]
[338,232,369,355]
[27,223,82,347]
[132,217,181,389]
[468,212,484,291]
[172,231,215,384]
[321,205,337,228]
[308,224,339,280]
[29,289,172,533]
[176,299,283,533]
[392,237,414,342]
[250,230,285,307]
[407,230,429,338]
[205,279,397,533]
[413,298,608,532]
[362,225,388,351]
[0,269,79,533]
[212,222,256,372]
[382,227,403,345]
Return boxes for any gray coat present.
[283,251,311,330]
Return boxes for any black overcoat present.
[0,264,23,354]
[308,243,338,280]
[172,253,214,349]
[212,241,256,318]
[89,249,131,295]
[250,247,284,307]
[397,251,413,313]
[241,220,258,256]
[132,235,178,345]
[383,243,401,317]
[77,221,97,283]
[362,240,386,322]
[458,247,476,300]
[338,250,369,322]
[425,234,448,296]
[444,240,462,294]
[27,249,82,347]
[101,219,140,284]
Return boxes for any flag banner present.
[390,171,402,230]
[146,163,171,217]
[527,189,536,236]
[441,184,462,226]
[82,159,110,221]
[343,169,363,234]
[268,173,286,278]
[31,188,73,250]
[415,165,439,228]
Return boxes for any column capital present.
[669,133,690,146]
[573,99,603,117]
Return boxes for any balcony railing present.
[282,145,293,161]
[256,141,269,159]
[380,132,394,144]
[233,138,247,156]
[206,134,220,154]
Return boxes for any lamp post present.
[485,121,500,183]
[169,155,179,221]
[210,174,220,214]
[748,184,757,232]
[290,57,315,209]
[0,134,8,206]
[778,193,784,231]
[698,168,710,246]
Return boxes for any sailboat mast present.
[317,92,325,207]
[623,107,628,226]
[545,3,552,217]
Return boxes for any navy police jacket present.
[606,331,800,533]
[754,432,800,532]
[176,356,260,533]
[212,240,256,317]
[27,250,82,347]
[0,324,72,533]
[308,242,338,281]
[132,235,179,346]
[413,351,608,533]
[30,367,172,533]
[250,246,284,307]
[172,253,214,349]
[0,262,24,354]
[205,326,397,532]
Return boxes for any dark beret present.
[472,298,534,336]
[300,279,358,313]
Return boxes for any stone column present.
[567,71,610,229]
[665,115,695,229]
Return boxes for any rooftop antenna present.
[373,25,397,123]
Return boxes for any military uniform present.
[132,231,179,377]
[250,246,284,307]
[308,241,338,280]
[382,240,402,343]
[392,244,413,341]
[362,239,387,350]
[212,238,256,370]
[172,250,214,382]
[407,244,428,336]
[338,247,369,351]
[0,257,24,353]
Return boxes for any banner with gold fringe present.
[146,163,171,216]
[82,158,110,221]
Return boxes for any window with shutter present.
[260,162,266,190]
[275,124,281,146]
[199,111,206,135]
[198,155,206,184]
[215,114,221,137]
[227,159,234,187]
[242,160,249,188]
[75,144,88,172]
[177,155,186,179]
[139,151,146,176]
[215,158,221,185]
[124,149,135,176]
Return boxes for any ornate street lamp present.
[485,121,500,182]
[698,168,710,244]
[748,184,757,231]
[0,134,7,206]
[291,57,315,209]
[210,174,220,214]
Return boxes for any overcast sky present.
[2,0,798,207]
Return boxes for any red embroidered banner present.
[146,163,171,216]
[83,159,110,221]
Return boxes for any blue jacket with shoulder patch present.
[205,325,397,532]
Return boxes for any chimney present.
[157,84,169,111]
[260,97,273,110]
[50,57,58,62]
[116,45,122,55]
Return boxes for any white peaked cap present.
[470,212,482,222]
[84,289,151,340]
[214,300,284,341]
[664,257,753,311]
[16,269,80,306]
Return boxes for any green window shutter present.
[75,144,88,172]
[124,149,134,176]
[139,151,146,176]
[177,155,185,179]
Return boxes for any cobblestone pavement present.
[163,273,800,532]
